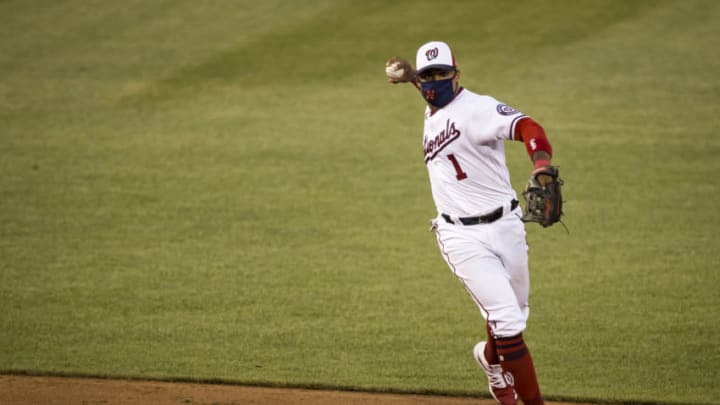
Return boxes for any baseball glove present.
[522,165,564,227]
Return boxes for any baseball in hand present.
[385,61,405,81]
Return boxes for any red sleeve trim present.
[515,117,552,159]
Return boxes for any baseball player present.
[385,41,559,405]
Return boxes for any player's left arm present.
[513,117,552,171]
[515,117,564,227]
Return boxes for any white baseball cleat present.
[473,341,518,405]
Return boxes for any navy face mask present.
[420,72,457,108]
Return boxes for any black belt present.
[442,199,519,225]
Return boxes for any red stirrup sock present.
[496,334,544,405]
[484,322,500,364]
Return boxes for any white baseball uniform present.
[425,87,530,338]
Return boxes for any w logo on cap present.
[416,41,455,72]
[426,47,439,61]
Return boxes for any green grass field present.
[1,1,719,404]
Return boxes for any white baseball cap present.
[416,41,456,74]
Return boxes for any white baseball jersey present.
[422,88,526,217]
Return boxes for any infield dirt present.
[0,374,600,405]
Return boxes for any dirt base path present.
[0,375,595,405]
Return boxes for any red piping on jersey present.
[514,117,552,159]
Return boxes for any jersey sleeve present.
[467,96,526,144]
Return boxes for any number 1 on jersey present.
[447,154,468,180]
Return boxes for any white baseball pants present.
[433,207,530,337]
